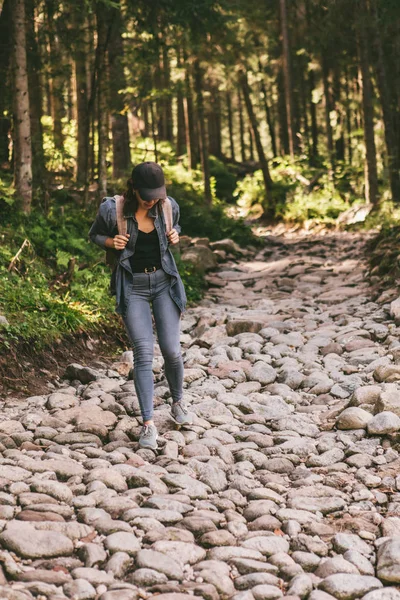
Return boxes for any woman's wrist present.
[105,237,115,249]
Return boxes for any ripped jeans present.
[122,268,183,422]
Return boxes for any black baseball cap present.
[131,162,167,201]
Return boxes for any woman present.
[89,161,193,450]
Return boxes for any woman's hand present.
[113,234,130,250]
[167,229,179,245]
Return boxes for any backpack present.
[105,194,174,269]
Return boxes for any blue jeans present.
[122,268,184,422]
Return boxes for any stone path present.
[1,232,400,600]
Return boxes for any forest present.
[0,0,400,383]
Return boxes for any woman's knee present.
[160,345,182,364]
[132,339,154,366]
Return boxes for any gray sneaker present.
[139,423,158,450]
[171,401,194,425]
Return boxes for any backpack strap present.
[115,195,127,236]
[162,197,173,234]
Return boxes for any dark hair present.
[123,178,138,216]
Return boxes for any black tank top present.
[129,228,162,272]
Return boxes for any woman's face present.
[135,191,159,211]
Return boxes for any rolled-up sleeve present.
[170,197,181,235]
[88,198,114,249]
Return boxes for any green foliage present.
[174,255,207,304]
[209,156,238,203]
[234,156,365,225]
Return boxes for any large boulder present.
[181,245,218,272]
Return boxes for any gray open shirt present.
[88,196,187,317]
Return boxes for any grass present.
[0,140,256,351]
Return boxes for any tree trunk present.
[333,66,345,161]
[149,101,158,162]
[46,1,64,154]
[357,0,379,206]
[239,69,274,215]
[248,127,255,161]
[237,89,246,162]
[109,8,130,178]
[193,59,212,204]
[11,0,32,212]
[176,82,186,158]
[162,42,173,143]
[322,56,334,173]
[176,47,186,158]
[226,91,235,161]
[309,67,319,165]
[277,67,289,155]
[141,102,150,137]
[208,86,222,158]
[73,4,90,187]
[344,67,353,165]
[25,0,46,193]
[279,0,298,156]
[184,58,199,169]
[0,0,11,165]
[96,3,111,198]
[258,60,277,158]
[371,1,400,202]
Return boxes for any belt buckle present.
[145,266,156,274]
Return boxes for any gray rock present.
[241,536,290,556]
[235,573,280,590]
[343,550,374,576]
[105,532,141,556]
[135,549,183,580]
[315,556,359,578]
[319,575,382,600]
[367,411,400,435]
[291,551,321,571]
[336,408,373,430]
[105,552,132,577]
[307,448,345,467]
[247,362,277,385]
[129,568,168,586]
[71,568,114,586]
[30,480,73,504]
[390,298,400,324]
[0,587,34,600]
[288,496,345,515]
[152,540,206,565]
[333,533,373,557]
[65,363,100,383]
[64,579,96,600]
[0,521,73,558]
[377,537,400,583]
[79,543,107,568]
[252,584,283,600]
[182,245,218,271]
[287,574,313,598]
[99,591,138,600]
[362,590,400,600]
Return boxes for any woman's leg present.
[123,287,155,423]
[152,274,184,404]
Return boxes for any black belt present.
[133,266,161,274]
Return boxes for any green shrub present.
[209,156,238,203]
[234,156,364,225]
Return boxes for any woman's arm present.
[169,196,181,235]
[88,198,116,249]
